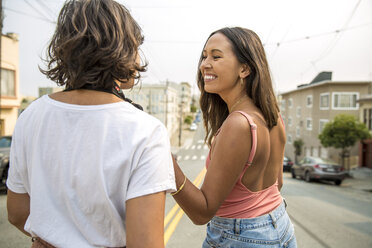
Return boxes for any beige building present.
[279,72,372,167]
[1,33,20,136]
[123,82,192,137]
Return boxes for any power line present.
[4,7,55,24]
[23,0,53,23]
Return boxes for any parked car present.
[283,156,294,172]
[0,136,12,186]
[291,156,346,185]
[189,123,197,131]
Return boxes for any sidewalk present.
[343,167,372,192]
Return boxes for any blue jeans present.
[202,200,297,248]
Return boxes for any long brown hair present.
[40,0,146,90]
[197,27,279,146]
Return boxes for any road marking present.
[197,145,202,149]
[191,145,196,150]
[185,145,190,150]
[164,168,207,246]
[201,155,206,160]
[184,155,190,160]
[197,140,204,144]
[192,155,197,160]
[203,145,208,150]
[177,156,182,161]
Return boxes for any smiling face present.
[200,33,244,95]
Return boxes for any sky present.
[3,0,372,97]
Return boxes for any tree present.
[190,105,197,113]
[318,114,371,169]
[184,115,193,125]
[293,139,304,164]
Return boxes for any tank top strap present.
[231,111,257,165]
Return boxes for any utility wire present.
[4,7,55,23]
[23,0,53,23]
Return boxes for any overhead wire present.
[23,0,54,23]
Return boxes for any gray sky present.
[3,0,372,97]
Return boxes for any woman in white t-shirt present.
[6,0,176,247]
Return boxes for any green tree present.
[184,115,193,125]
[293,139,304,164]
[318,114,371,169]
[190,105,197,113]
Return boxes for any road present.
[1,122,372,247]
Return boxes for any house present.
[0,33,20,136]
[279,71,372,168]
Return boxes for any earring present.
[240,77,244,86]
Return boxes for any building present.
[0,33,21,136]
[39,87,62,97]
[123,82,191,137]
[279,71,372,168]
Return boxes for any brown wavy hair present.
[197,27,279,146]
[40,0,146,89]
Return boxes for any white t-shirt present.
[7,95,176,247]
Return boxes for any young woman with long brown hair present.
[171,27,297,248]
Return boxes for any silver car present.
[291,156,346,185]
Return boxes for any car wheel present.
[305,171,312,182]
[1,165,9,185]
[291,169,296,179]
[335,180,342,186]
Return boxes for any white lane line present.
[185,145,190,150]
[191,145,196,150]
[197,140,204,144]
[192,155,197,160]
[184,155,190,160]
[197,145,202,150]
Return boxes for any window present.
[296,106,301,117]
[369,109,372,131]
[364,109,368,126]
[281,100,286,110]
[306,118,312,130]
[319,119,329,133]
[306,95,313,107]
[287,134,292,144]
[320,93,329,110]
[1,69,16,97]
[288,98,293,108]
[288,117,292,126]
[296,126,300,137]
[332,92,359,110]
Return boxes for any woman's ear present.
[240,64,250,79]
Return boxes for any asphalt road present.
[1,122,372,247]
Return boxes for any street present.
[1,123,372,247]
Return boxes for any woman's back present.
[241,111,286,192]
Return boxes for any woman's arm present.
[172,114,253,225]
[126,192,166,248]
[7,189,31,237]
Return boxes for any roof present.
[279,81,372,96]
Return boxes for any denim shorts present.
[202,200,297,248]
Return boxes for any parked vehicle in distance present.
[0,136,12,186]
[189,123,197,131]
[291,156,346,185]
[283,156,294,172]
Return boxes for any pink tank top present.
[206,111,282,218]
